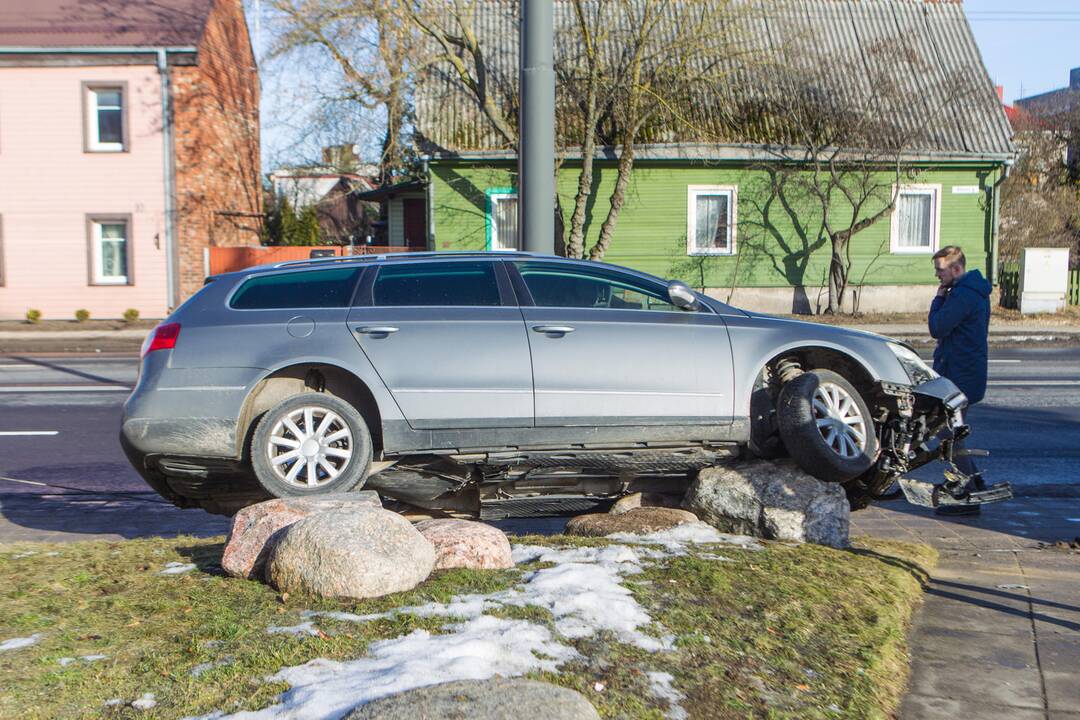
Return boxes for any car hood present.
[740,311,900,345]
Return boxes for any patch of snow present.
[609,522,763,552]
[266,622,320,637]
[58,657,75,667]
[81,654,107,662]
[44,551,61,557]
[647,671,688,720]
[12,552,37,559]
[105,699,125,707]
[0,633,44,652]
[300,610,381,624]
[132,693,157,710]
[203,616,577,720]
[159,562,197,575]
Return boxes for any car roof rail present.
[269,250,552,269]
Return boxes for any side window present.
[230,267,362,309]
[372,261,501,306]
[84,84,127,152]
[516,262,679,311]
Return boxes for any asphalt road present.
[0,348,1077,540]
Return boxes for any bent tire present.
[777,369,878,483]
[251,393,373,498]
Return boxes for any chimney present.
[1071,67,1080,90]
[995,85,1004,102]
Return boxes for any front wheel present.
[776,369,878,483]
[250,393,373,498]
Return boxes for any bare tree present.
[268,0,417,181]
[727,42,978,313]
[1000,110,1080,267]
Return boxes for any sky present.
[963,0,1079,103]
[250,1,1080,170]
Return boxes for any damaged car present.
[121,252,1010,517]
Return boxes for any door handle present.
[531,325,575,335]
[355,326,399,335]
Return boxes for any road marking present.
[989,359,1022,364]
[987,380,1080,386]
[0,385,130,393]
[0,431,59,436]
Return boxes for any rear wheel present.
[250,393,373,497]
[777,369,877,482]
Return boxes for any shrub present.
[25,309,42,324]
[74,309,90,323]
[123,308,140,323]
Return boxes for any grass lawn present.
[0,534,934,719]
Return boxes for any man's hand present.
[936,283,949,298]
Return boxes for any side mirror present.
[667,280,701,311]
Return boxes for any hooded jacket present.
[928,269,991,403]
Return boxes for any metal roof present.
[414,0,1014,158]
[0,0,214,48]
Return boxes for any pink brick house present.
[0,0,261,321]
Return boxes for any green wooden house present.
[407,0,1014,313]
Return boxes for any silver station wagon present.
[121,252,1001,517]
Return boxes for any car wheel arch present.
[748,345,880,413]
[236,363,384,460]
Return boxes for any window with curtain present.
[891,187,940,253]
[489,193,519,250]
[687,186,737,255]
[91,219,129,284]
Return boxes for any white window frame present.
[489,192,520,251]
[86,85,125,152]
[889,184,942,255]
[90,218,130,285]
[686,185,737,256]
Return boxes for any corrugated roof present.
[0,0,214,48]
[415,0,1014,158]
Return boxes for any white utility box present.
[1019,247,1070,315]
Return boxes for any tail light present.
[142,322,181,357]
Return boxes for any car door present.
[510,260,735,427]
[347,259,533,429]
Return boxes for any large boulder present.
[413,519,514,570]
[684,461,849,548]
[222,492,382,579]
[566,507,700,537]
[344,679,600,720]
[267,508,435,599]
[609,491,684,515]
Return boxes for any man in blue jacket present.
[928,245,992,515]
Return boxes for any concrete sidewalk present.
[851,497,1080,720]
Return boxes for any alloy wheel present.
[811,382,868,459]
[266,406,353,487]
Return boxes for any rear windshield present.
[372,261,501,306]
[230,267,362,309]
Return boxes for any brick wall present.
[172,0,261,301]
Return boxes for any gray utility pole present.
[519,0,555,254]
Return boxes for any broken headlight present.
[888,343,939,385]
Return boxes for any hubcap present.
[812,382,868,459]
[267,406,353,488]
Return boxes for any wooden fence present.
[206,246,412,276]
